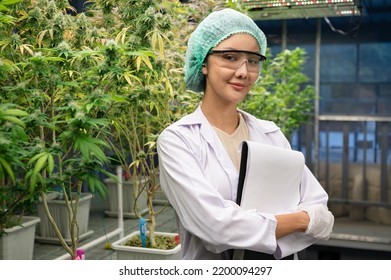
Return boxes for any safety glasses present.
[207,49,266,73]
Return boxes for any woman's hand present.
[297,204,335,240]
[274,204,334,240]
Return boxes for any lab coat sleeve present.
[157,128,278,255]
[274,165,330,259]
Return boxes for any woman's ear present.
[202,63,207,75]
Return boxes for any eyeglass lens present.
[211,51,263,73]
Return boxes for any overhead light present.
[238,0,362,20]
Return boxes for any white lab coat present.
[157,106,328,260]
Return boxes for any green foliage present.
[0,0,20,26]
[241,48,316,139]
[0,103,38,238]
[0,0,116,255]
[0,0,202,251]
[101,0,194,248]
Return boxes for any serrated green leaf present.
[3,108,29,117]
[28,152,47,165]
[87,175,107,199]
[47,154,54,175]
[0,157,14,183]
[2,0,21,6]
[33,153,48,176]
[87,176,95,193]
[0,116,25,127]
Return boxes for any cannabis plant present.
[91,0,194,248]
[0,0,116,258]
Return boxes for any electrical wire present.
[323,14,362,37]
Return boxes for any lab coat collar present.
[175,105,282,164]
[175,106,281,201]
[237,109,281,136]
[176,106,280,138]
[175,106,214,144]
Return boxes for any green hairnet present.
[184,8,267,92]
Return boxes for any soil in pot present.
[125,234,180,250]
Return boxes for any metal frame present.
[243,0,362,20]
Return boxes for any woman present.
[157,8,334,260]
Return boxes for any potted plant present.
[0,104,41,260]
[0,0,119,259]
[0,0,41,260]
[105,0,205,258]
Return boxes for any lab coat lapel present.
[239,109,281,145]
[196,107,240,201]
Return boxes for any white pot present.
[111,231,181,260]
[35,192,93,244]
[0,216,40,260]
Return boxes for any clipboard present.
[232,141,304,260]
[237,141,304,213]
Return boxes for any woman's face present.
[202,33,260,106]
